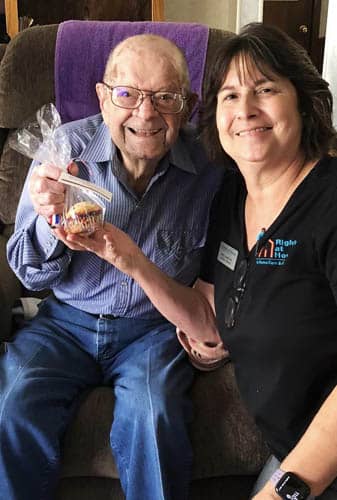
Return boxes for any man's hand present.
[66,223,145,276]
[29,162,78,222]
[51,226,88,252]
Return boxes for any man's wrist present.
[132,250,153,281]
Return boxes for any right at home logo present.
[256,238,297,266]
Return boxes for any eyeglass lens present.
[225,258,248,329]
[111,86,184,113]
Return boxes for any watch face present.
[275,472,310,500]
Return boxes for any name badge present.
[217,241,238,271]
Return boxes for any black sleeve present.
[315,185,337,303]
[199,180,227,284]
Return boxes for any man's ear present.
[96,83,107,113]
[182,92,199,124]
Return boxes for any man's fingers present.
[34,163,65,182]
[29,164,68,219]
[53,228,87,251]
[66,233,100,252]
[103,234,115,246]
[32,190,64,206]
[36,204,64,220]
[67,161,79,176]
[32,174,65,196]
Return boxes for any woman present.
[198,22,337,500]
[66,23,337,499]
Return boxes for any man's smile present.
[126,127,162,136]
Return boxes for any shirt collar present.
[77,117,197,175]
[169,129,197,174]
[77,119,113,164]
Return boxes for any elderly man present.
[4,34,223,500]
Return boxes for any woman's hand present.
[251,491,278,500]
[176,329,229,371]
[250,478,280,500]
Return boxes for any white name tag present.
[217,241,238,271]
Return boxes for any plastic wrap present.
[9,103,109,233]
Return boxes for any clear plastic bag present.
[63,188,105,235]
[9,103,71,169]
[9,103,107,234]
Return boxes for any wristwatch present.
[270,468,314,499]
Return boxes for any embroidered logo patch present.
[256,238,297,266]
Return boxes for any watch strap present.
[270,468,285,486]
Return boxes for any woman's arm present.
[253,384,337,499]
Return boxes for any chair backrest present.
[0,21,232,226]
[3,0,159,40]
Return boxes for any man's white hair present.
[103,34,191,93]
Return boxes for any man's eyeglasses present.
[224,258,248,329]
[101,83,187,114]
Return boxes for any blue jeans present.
[0,296,194,500]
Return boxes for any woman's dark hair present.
[201,22,337,163]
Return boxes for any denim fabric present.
[251,455,337,499]
[0,296,194,500]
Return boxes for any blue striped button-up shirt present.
[7,114,224,319]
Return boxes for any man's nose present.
[136,95,159,118]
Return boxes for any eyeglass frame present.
[101,82,188,114]
[224,258,249,329]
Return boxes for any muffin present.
[64,201,103,234]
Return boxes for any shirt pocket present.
[154,227,207,282]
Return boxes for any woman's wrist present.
[253,481,282,500]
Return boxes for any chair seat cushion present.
[60,362,269,480]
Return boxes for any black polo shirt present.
[200,156,337,460]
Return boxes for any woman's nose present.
[236,94,258,119]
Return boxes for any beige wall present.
[164,0,237,32]
[323,0,337,128]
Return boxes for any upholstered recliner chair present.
[0,22,269,500]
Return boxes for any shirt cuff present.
[33,215,63,259]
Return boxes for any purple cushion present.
[55,20,209,123]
